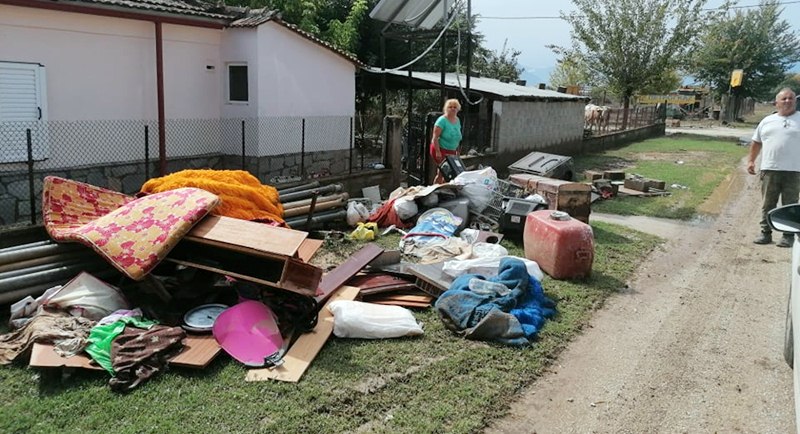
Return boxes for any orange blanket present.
[140,170,284,224]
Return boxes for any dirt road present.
[487,159,796,433]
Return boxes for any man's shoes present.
[753,232,773,244]
[777,234,794,248]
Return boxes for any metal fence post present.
[301,118,305,178]
[349,117,353,174]
[241,120,246,170]
[26,129,36,225]
[144,125,150,180]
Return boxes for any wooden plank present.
[245,285,360,383]
[165,257,316,297]
[365,294,434,303]
[169,334,222,368]
[187,215,307,258]
[315,243,384,300]
[296,238,323,263]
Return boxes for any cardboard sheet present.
[245,285,359,383]
[30,333,221,370]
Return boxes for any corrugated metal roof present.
[229,9,364,67]
[368,68,589,101]
[57,0,232,20]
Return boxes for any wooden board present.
[169,334,222,368]
[187,215,307,258]
[296,238,324,263]
[29,334,221,370]
[315,243,383,301]
[245,285,359,383]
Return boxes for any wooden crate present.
[507,174,591,223]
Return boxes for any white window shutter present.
[0,62,48,162]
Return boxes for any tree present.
[558,0,714,129]
[472,40,523,83]
[548,49,591,89]
[688,0,800,102]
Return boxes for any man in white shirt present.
[747,88,800,247]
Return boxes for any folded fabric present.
[140,169,284,224]
[43,176,220,280]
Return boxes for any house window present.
[228,63,248,103]
[0,61,48,162]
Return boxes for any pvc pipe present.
[0,257,103,280]
[0,268,120,305]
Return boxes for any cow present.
[585,104,613,134]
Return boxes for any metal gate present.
[403,113,436,186]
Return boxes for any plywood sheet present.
[169,334,222,368]
[188,215,307,258]
[245,285,359,383]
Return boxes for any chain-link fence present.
[0,115,385,228]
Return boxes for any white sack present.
[328,300,424,339]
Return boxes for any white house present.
[0,0,361,169]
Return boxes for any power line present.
[478,0,800,20]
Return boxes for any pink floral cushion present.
[43,176,220,280]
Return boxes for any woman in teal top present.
[430,98,463,184]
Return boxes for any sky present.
[469,0,800,85]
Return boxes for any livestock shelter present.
[360,69,588,181]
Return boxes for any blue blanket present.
[434,257,556,346]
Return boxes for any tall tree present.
[472,39,523,83]
[688,0,800,101]
[558,0,714,128]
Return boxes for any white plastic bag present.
[452,167,497,213]
[392,196,419,221]
[346,201,370,226]
[328,300,424,339]
[442,256,544,282]
[471,242,508,258]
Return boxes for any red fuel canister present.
[523,210,594,279]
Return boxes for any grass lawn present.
[0,134,742,433]
[573,135,748,219]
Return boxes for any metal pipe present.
[285,209,348,229]
[0,250,97,274]
[0,243,86,267]
[0,257,104,280]
[282,193,349,210]
[0,268,120,305]
[278,181,320,196]
[284,200,345,218]
[0,262,111,294]
[0,240,51,254]
[279,183,342,203]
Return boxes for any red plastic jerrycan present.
[523,210,594,279]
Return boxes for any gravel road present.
[486,157,796,433]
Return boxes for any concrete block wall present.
[496,100,585,153]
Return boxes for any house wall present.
[254,22,355,156]
[0,5,224,168]
[493,100,585,153]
